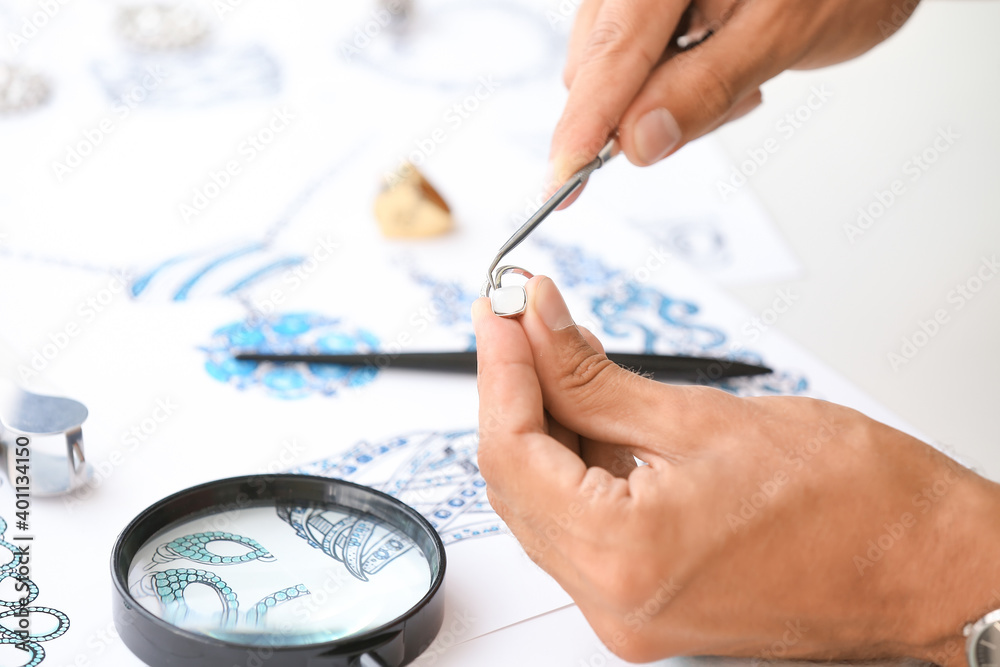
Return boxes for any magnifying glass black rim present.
[111,473,446,667]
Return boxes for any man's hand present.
[473,275,999,665]
[551,0,921,183]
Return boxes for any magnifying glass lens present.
[127,503,432,646]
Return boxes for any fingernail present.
[534,278,574,330]
[634,108,681,165]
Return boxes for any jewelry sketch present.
[202,312,381,399]
[0,516,70,667]
[276,504,416,582]
[130,529,313,630]
[295,430,502,545]
[143,531,276,569]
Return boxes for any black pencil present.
[232,351,771,381]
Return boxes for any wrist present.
[902,465,1000,667]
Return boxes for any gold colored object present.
[373,164,453,238]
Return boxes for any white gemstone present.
[490,286,527,317]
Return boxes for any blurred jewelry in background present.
[378,0,413,36]
[349,0,560,90]
[0,62,49,113]
[116,2,210,51]
[97,1,280,107]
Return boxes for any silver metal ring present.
[482,265,534,297]
[0,381,92,496]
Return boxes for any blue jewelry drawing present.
[638,217,731,270]
[1,140,365,303]
[133,567,311,629]
[133,527,313,630]
[245,585,311,625]
[92,44,281,108]
[408,266,479,350]
[531,237,811,398]
[202,313,382,399]
[349,1,561,91]
[133,568,239,628]
[145,531,276,569]
[0,516,71,667]
[295,430,503,546]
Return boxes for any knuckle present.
[580,12,657,72]
[678,54,740,119]
[558,341,620,399]
[582,18,632,64]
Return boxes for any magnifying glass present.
[111,474,446,667]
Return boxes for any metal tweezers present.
[485,138,619,290]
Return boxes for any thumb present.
[519,276,692,454]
